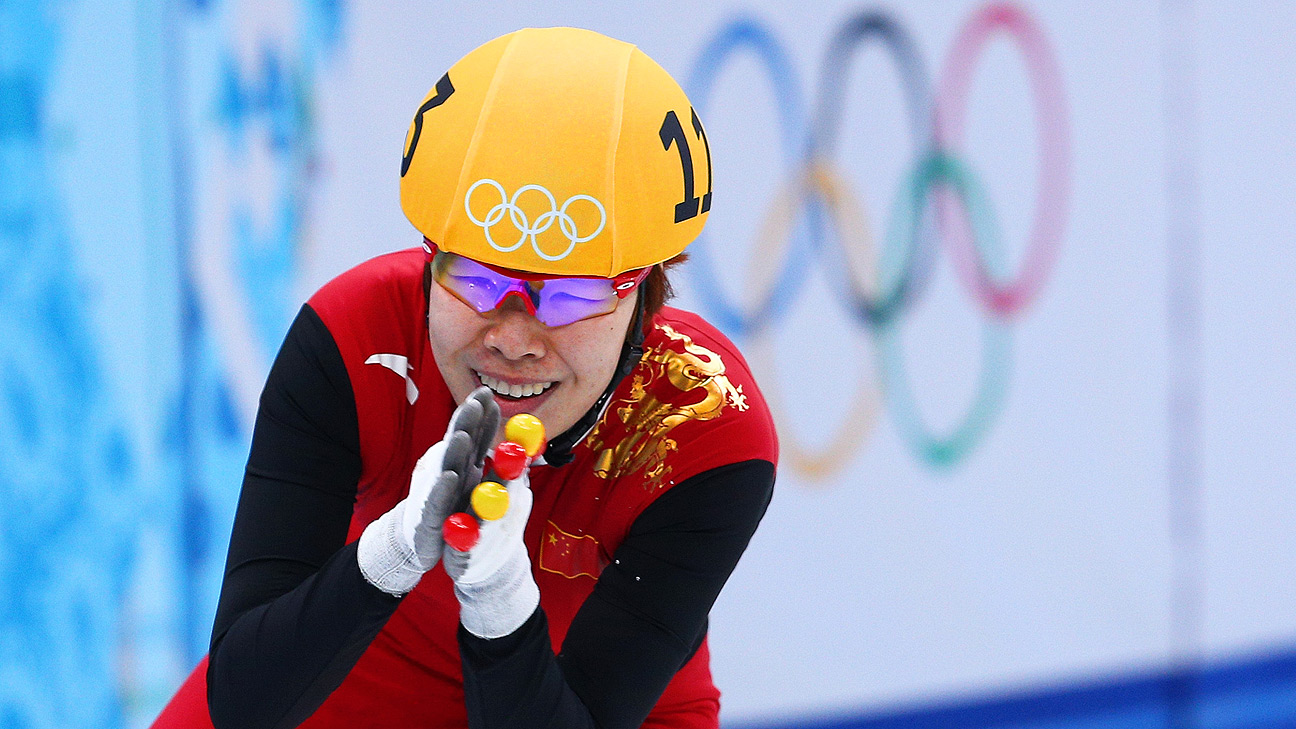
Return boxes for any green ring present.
[876,153,1012,468]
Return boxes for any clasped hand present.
[358,387,540,638]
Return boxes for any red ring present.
[934,2,1070,316]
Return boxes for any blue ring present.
[685,18,808,337]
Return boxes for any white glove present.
[442,464,540,639]
[357,387,499,596]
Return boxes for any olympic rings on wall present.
[685,3,1069,472]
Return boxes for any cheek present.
[566,306,634,386]
[426,287,481,382]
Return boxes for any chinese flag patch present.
[539,521,606,580]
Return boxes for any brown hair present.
[639,252,688,319]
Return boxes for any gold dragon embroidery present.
[587,323,748,489]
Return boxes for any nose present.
[482,295,547,361]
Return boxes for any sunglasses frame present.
[423,239,651,326]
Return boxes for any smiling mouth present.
[475,371,556,401]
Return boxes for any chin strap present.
[541,295,647,467]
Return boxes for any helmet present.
[399,27,710,278]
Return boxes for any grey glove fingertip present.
[449,396,483,437]
[469,385,494,407]
[476,406,501,463]
[461,386,499,465]
[443,430,474,479]
[465,387,493,424]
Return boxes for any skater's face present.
[426,269,637,443]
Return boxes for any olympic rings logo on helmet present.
[685,3,1069,474]
[464,178,608,262]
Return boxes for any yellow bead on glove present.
[471,481,510,521]
[504,414,546,458]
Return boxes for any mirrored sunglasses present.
[425,241,650,327]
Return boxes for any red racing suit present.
[150,249,777,728]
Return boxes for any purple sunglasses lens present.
[434,255,515,310]
[533,278,619,326]
[434,253,618,326]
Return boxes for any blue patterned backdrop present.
[0,1,340,726]
[0,3,134,727]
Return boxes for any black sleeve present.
[206,304,403,729]
[459,459,776,729]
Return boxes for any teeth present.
[477,372,554,399]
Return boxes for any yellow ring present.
[747,161,882,481]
